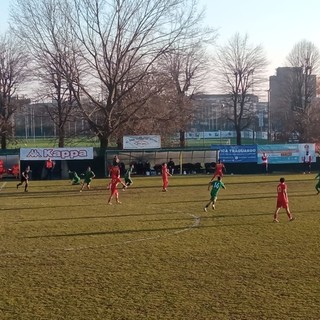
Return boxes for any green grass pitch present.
[0,174,319,319]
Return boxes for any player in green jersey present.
[123,164,134,190]
[69,170,81,185]
[315,172,320,194]
[204,176,226,211]
[80,166,95,192]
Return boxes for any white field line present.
[0,211,201,256]
[0,182,7,192]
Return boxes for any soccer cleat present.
[212,204,215,210]
[204,207,207,212]
[273,219,279,223]
[16,184,19,189]
[289,217,295,222]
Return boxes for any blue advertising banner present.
[257,144,316,164]
[214,145,257,163]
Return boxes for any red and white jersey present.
[261,154,268,163]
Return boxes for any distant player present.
[261,152,268,173]
[167,158,175,175]
[80,166,95,192]
[108,176,127,205]
[273,177,294,222]
[161,163,172,192]
[0,159,5,179]
[302,151,312,174]
[69,170,81,185]
[108,164,121,190]
[17,166,31,192]
[315,172,320,194]
[211,159,226,181]
[44,157,55,180]
[204,176,226,211]
[113,155,120,166]
[123,164,134,189]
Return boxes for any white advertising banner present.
[20,147,94,160]
[123,135,161,149]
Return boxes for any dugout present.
[0,149,20,179]
[104,148,220,176]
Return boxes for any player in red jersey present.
[273,177,294,222]
[107,164,121,190]
[161,163,172,192]
[211,159,226,181]
[110,165,120,179]
[108,176,127,205]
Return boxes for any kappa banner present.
[123,135,161,149]
[20,147,94,160]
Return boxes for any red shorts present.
[277,200,288,209]
[111,189,118,196]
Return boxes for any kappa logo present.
[26,149,42,158]
[26,149,88,159]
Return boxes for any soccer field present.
[1,174,319,320]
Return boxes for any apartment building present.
[191,94,267,134]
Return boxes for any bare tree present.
[285,40,320,142]
[112,32,218,148]
[214,33,267,145]
[63,0,208,148]
[12,0,83,147]
[160,34,217,147]
[305,100,320,142]
[0,32,29,149]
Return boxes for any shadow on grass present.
[16,207,320,241]
[11,210,186,222]
[0,204,86,212]
[150,192,315,205]
[22,223,199,239]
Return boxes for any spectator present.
[44,158,55,180]
[167,158,175,175]
[261,152,268,173]
[302,151,312,174]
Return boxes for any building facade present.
[191,94,268,139]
